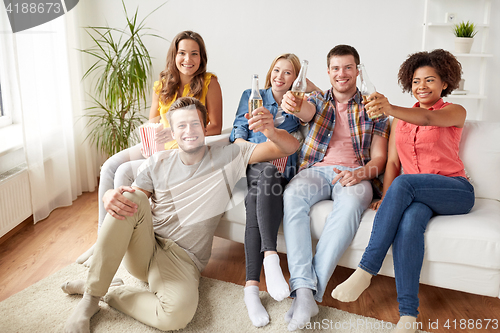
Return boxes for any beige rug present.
[0,263,431,332]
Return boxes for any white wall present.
[75,0,500,128]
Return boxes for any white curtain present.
[2,7,98,223]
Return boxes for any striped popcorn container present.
[271,156,288,174]
[266,138,289,174]
[139,123,163,158]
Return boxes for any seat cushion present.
[221,181,500,271]
[424,198,500,269]
[310,198,500,270]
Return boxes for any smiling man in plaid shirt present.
[280,45,390,331]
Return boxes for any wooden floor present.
[1,190,499,332]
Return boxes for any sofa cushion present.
[460,121,500,201]
[424,198,500,269]
[310,198,500,270]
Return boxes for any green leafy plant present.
[82,1,166,157]
[453,21,477,38]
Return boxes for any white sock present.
[76,244,95,265]
[284,298,296,323]
[392,316,418,333]
[331,267,372,302]
[244,286,269,327]
[81,255,93,268]
[61,278,124,295]
[64,293,100,333]
[263,254,290,301]
[288,288,318,331]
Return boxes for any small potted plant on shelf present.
[453,20,477,54]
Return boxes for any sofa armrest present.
[205,128,231,146]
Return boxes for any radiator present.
[0,164,32,238]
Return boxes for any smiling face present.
[412,66,448,109]
[170,107,206,155]
[327,55,359,96]
[270,59,297,95]
[175,39,201,79]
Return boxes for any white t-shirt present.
[132,141,256,271]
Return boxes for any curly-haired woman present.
[331,49,475,333]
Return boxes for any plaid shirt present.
[299,88,390,194]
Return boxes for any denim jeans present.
[244,162,288,281]
[283,165,373,302]
[98,143,145,229]
[359,174,474,317]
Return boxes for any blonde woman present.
[230,53,318,327]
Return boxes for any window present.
[0,81,3,116]
[0,4,22,172]
[0,5,14,129]
[0,71,12,128]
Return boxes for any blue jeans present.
[360,174,474,317]
[283,165,373,302]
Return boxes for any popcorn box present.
[139,123,163,158]
[266,138,288,174]
[271,156,288,174]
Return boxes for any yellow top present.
[153,73,215,150]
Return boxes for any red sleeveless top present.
[395,99,466,178]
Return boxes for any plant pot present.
[455,37,474,53]
[458,79,465,91]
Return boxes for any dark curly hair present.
[398,49,462,97]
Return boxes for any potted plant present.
[81,1,165,157]
[453,20,477,54]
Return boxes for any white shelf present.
[426,22,490,28]
[422,0,492,115]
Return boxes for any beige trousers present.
[86,190,200,331]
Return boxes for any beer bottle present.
[290,60,309,113]
[248,74,263,118]
[357,63,381,119]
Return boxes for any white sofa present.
[210,120,500,298]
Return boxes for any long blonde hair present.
[264,53,301,89]
[158,31,208,105]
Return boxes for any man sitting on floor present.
[61,97,299,332]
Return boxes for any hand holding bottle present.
[247,106,275,137]
[365,92,392,119]
[358,63,382,119]
[281,91,300,114]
